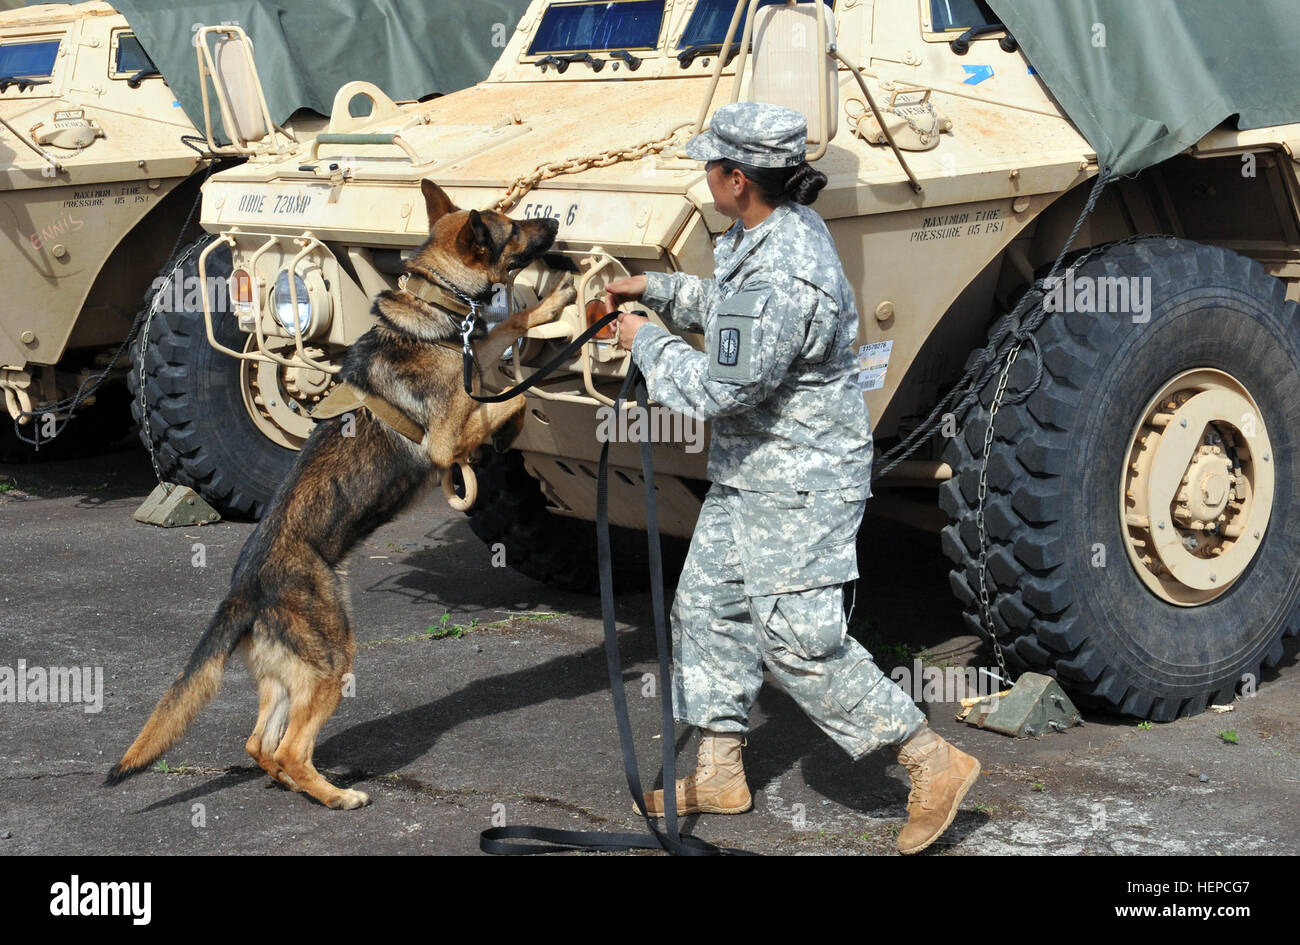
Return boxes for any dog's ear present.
[421,179,458,229]
[457,208,495,256]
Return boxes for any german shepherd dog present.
[106,180,575,809]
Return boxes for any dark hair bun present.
[783,162,828,205]
[719,158,828,207]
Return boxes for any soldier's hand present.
[603,274,647,313]
[616,311,649,351]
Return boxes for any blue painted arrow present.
[962,64,994,85]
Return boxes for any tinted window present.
[930,0,999,32]
[529,1,665,54]
[0,39,60,78]
[679,0,833,49]
[115,33,156,74]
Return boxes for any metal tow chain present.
[975,340,1022,686]
[137,268,169,490]
[968,227,1182,683]
[490,123,693,213]
[137,168,211,488]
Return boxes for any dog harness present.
[310,383,424,443]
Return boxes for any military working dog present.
[107,180,575,808]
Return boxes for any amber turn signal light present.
[231,269,254,307]
[586,298,616,340]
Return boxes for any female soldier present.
[603,101,980,854]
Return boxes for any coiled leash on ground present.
[465,312,750,855]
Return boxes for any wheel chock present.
[956,672,1083,737]
[133,483,221,527]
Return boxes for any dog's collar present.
[397,267,485,359]
[398,270,479,317]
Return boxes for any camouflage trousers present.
[671,483,926,759]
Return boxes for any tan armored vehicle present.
[0,1,209,459]
[0,0,523,462]
[160,0,1300,720]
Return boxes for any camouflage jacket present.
[630,201,873,493]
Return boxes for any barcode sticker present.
[858,340,893,391]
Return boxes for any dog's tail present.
[105,598,253,786]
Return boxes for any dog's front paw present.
[520,274,577,330]
[543,273,577,312]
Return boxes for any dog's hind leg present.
[272,672,367,810]
[261,556,363,808]
[245,672,295,789]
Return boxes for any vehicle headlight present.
[272,271,312,334]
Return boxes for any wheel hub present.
[284,364,331,400]
[1174,446,1235,526]
[1120,369,1273,605]
[239,340,338,450]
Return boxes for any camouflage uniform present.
[628,103,925,759]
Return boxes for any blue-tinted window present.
[0,39,60,78]
[114,33,155,74]
[529,1,665,54]
[930,0,999,32]
[679,0,833,50]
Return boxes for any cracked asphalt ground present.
[1,444,1297,856]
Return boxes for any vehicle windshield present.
[528,0,666,54]
[0,39,60,78]
[115,33,157,74]
[679,0,833,50]
[930,0,999,32]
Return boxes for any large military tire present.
[128,235,296,519]
[465,448,688,595]
[940,237,1300,721]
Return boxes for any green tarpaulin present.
[988,0,1300,177]
[107,0,532,130]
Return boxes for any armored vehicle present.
[0,1,207,460]
[150,0,1300,720]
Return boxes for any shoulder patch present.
[718,327,741,365]
[708,287,769,385]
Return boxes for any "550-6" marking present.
[522,201,578,225]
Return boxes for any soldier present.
[604,101,981,855]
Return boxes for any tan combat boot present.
[894,725,981,854]
[635,731,753,817]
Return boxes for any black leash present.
[462,310,618,403]
[479,362,753,855]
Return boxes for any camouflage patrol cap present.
[686,101,807,168]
